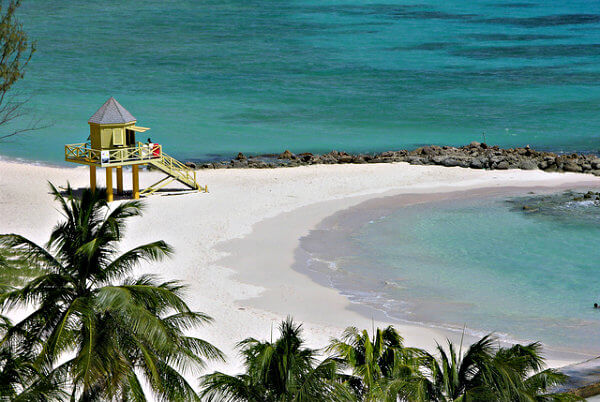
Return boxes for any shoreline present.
[294,186,600,362]
[216,184,600,366]
[5,142,600,175]
[2,159,600,373]
[214,181,600,367]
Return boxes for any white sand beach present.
[1,160,599,375]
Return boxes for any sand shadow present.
[51,185,198,200]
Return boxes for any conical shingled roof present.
[88,97,136,124]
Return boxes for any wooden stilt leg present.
[90,166,96,192]
[116,166,123,195]
[106,167,113,202]
[132,164,139,200]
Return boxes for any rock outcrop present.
[191,143,600,176]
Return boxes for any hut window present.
[126,129,135,145]
[112,129,124,146]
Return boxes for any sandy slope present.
[1,160,599,377]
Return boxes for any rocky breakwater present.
[187,143,600,176]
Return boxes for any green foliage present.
[328,326,434,401]
[328,326,578,402]
[423,335,579,402]
[0,316,68,401]
[200,317,353,401]
[0,0,38,141]
[0,183,224,400]
[0,1,33,92]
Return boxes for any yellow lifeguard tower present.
[65,97,204,201]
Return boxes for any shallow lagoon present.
[301,189,600,357]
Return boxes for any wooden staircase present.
[140,151,207,196]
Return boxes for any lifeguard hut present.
[65,97,204,201]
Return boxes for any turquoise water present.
[1,1,600,163]
[302,191,600,355]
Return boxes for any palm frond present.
[100,241,173,283]
[0,184,222,400]
[200,372,263,402]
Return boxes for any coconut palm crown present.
[200,317,353,402]
[0,184,224,401]
[424,335,575,402]
[328,325,434,401]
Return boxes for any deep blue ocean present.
[1,0,600,163]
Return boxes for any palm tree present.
[0,184,224,400]
[489,342,578,401]
[0,318,68,401]
[0,244,67,401]
[200,317,353,401]
[424,335,576,401]
[328,325,433,401]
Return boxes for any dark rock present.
[519,160,538,170]
[278,150,295,159]
[419,146,439,156]
[297,152,313,162]
[232,159,248,168]
[406,156,425,165]
[185,162,197,169]
[320,154,338,164]
[563,162,583,173]
[490,156,504,164]
[351,155,368,164]
[470,158,484,169]
[441,157,468,168]
[194,144,599,176]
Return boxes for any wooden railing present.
[153,151,198,189]
[65,142,162,166]
[64,143,101,163]
[65,142,199,190]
